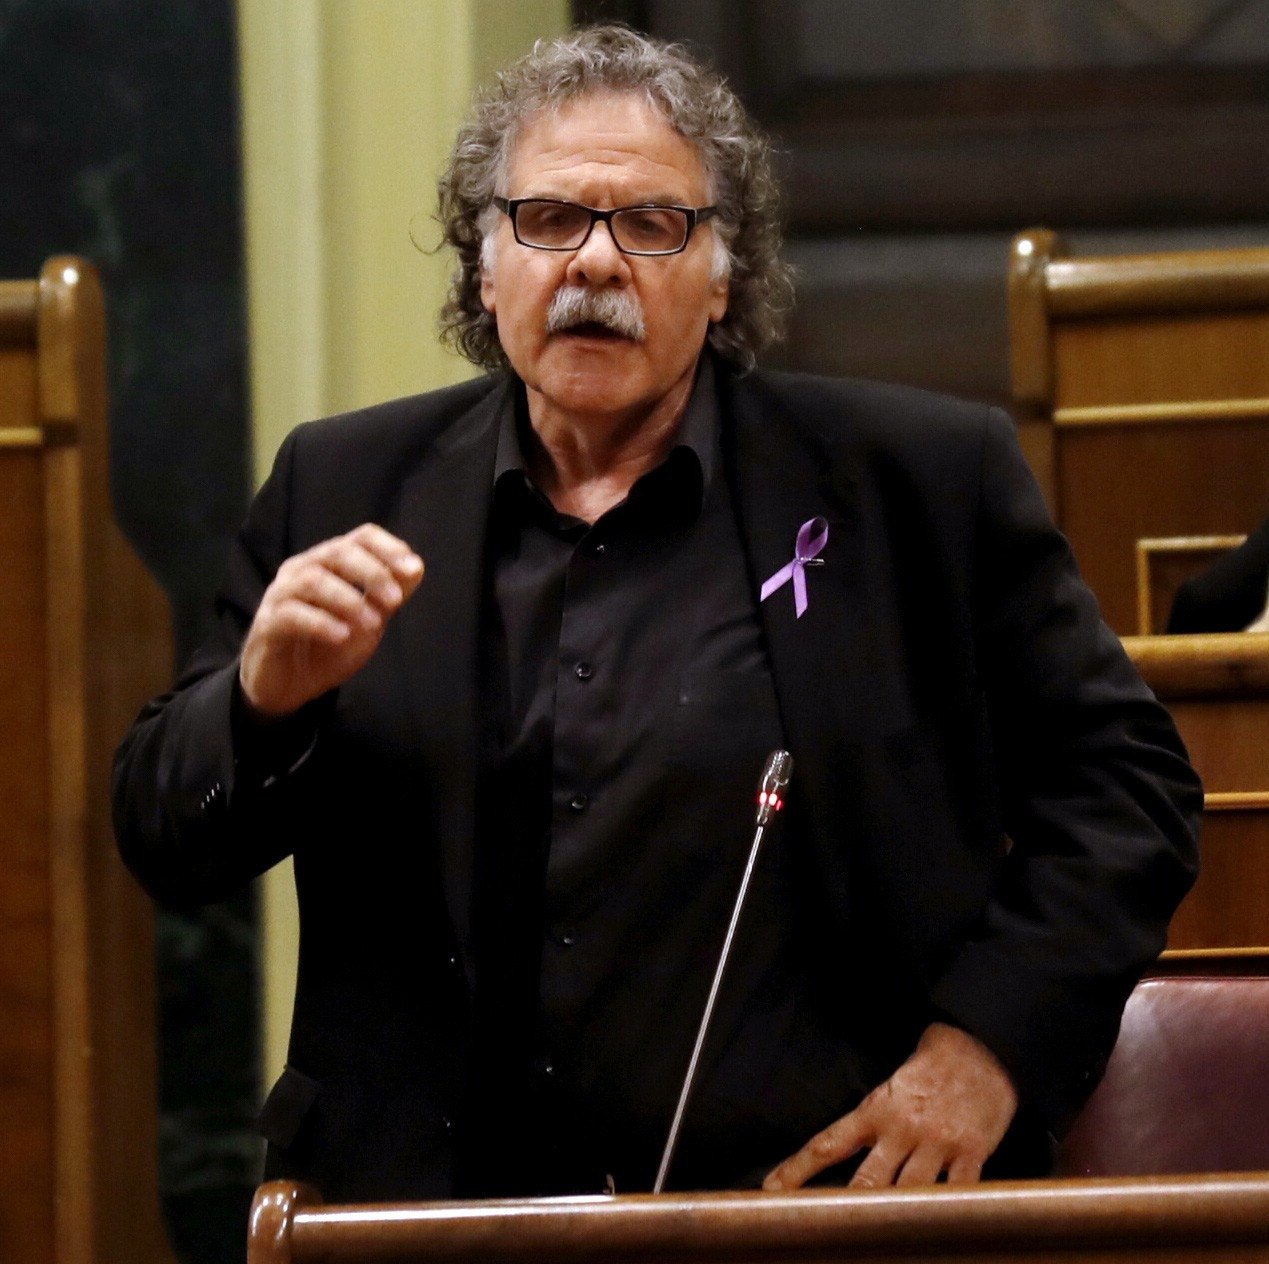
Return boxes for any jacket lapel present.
[723,370,865,830]
[384,379,508,977]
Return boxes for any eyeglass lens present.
[515,202,690,253]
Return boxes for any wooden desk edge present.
[264,1173,1269,1259]
[1124,633,1269,697]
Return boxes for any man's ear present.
[480,259,496,315]
[708,273,729,325]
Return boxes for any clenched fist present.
[764,1022,1018,1190]
[239,523,424,719]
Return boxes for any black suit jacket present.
[113,362,1201,1201]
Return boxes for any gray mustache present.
[546,286,646,341]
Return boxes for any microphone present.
[756,749,793,826]
[652,749,794,1194]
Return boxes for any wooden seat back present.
[0,257,175,1264]
[1009,232,1269,635]
[1124,634,1269,953]
[1060,965,1269,1177]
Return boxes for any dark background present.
[3,1,1267,1261]
[579,0,1269,404]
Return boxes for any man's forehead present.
[505,92,708,198]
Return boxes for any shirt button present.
[591,542,607,557]
[561,933,577,947]
[569,793,589,813]
[574,661,593,680]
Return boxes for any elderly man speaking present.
[114,26,1200,1201]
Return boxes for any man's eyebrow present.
[516,191,695,207]
[625,194,696,207]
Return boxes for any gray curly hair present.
[437,25,794,374]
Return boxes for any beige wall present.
[237,0,568,1085]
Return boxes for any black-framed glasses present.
[492,197,719,256]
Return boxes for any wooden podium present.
[0,258,175,1263]
[247,1175,1269,1263]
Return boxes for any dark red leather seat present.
[1058,971,1269,1175]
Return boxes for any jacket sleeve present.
[929,408,1203,1134]
[112,427,329,909]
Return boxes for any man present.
[114,26,1201,1202]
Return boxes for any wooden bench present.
[0,257,175,1264]
[1124,634,1269,952]
[1009,232,1269,635]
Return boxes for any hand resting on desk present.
[764,1022,1018,1190]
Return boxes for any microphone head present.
[761,749,793,792]
[756,749,793,823]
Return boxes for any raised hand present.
[763,1022,1018,1191]
[239,523,424,719]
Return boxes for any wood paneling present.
[1125,634,1269,953]
[1054,313,1269,410]
[1169,808,1269,951]
[0,346,37,427]
[1058,423,1267,633]
[0,454,53,1264]
[1136,536,1247,636]
[0,258,175,1264]
[1010,236,1269,635]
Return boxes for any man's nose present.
[566,219,630,288]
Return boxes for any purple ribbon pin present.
[760,516,829,618]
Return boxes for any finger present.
[313,542,405,612]
[895,1143,946,1188]
[391,552,425,602]
[285,564,383,630]
[763,1113,869,1191]
[268,598,352,646]
[946,1153,985,1185]
[848,1136,911,1190]
[347,523,424,577]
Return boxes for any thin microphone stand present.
[652,751,792,1194]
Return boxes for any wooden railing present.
[247,1174,1269,1263]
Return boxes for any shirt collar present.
[675,352,719,491]
[492,353,719,502]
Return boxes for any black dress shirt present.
[465,359,808,1195]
